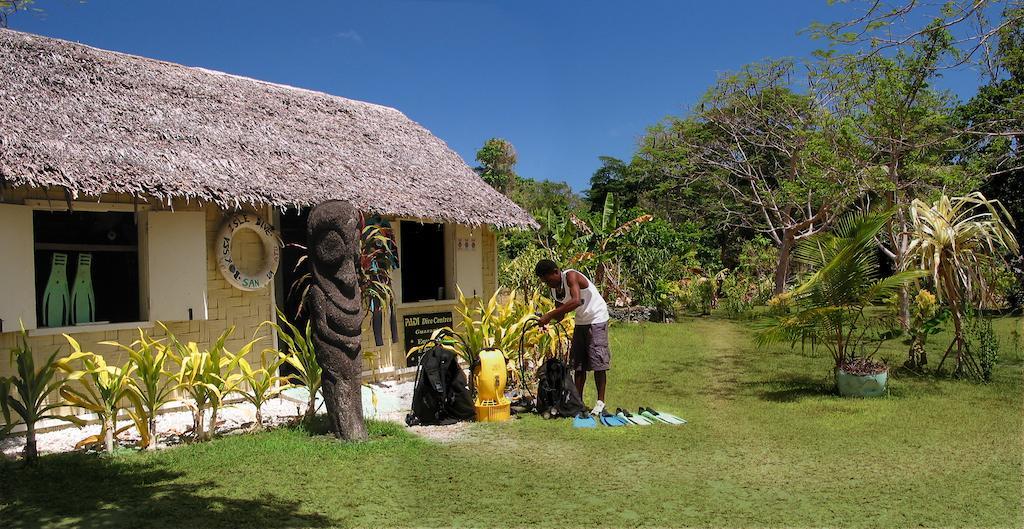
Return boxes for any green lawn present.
[3,318,1022,528]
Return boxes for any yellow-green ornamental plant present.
[410,288,574,394]
[169,337,215,441]
[261,310,321,423]
[1,328,84,462]
[102,330,179,450]
[237,350,290,431]
[906,192,1020,377]
[169,327,255,441]
[59,335,146,453]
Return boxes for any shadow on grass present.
[0,452,334,529]
[742,374,836,402]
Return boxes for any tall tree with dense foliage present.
[815,8,981,326]
[0,0,33,27]
[957,6,1024,303]
[475,138,519,194]
[587,156,643,212]
[657,59,864,294]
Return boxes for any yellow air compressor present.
[474,348,511,422]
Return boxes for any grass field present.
[2,317,1022,528]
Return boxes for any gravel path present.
[1,380,470,459]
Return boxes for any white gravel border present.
[0,380,470,459]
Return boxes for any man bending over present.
[535,259,611,415]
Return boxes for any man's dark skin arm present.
[538,271,587,326]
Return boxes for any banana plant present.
[59,335,146,453]
[1,327,83,462]
[236,350,291,431]
[102,330,179,450]
[569,192,653,298]
[260,310,321,423]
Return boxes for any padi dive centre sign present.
[403,311,453,366]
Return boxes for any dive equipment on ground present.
[616,408,652,425]
[405,338,475,426]
[521,314,586,418]
[475,348,511,422]
[536,356,586,418]
[598,410,629,427]
[639,407,687,425]
[571,411,597,428]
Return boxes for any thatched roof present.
[0,29,536,228]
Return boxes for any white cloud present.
[334,29,364,44]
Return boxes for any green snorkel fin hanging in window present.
[42,252,71,327]
[70,253,95,324]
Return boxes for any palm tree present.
[905,192,1020,377]
[760,210,925,374]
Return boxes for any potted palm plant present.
[760,210,925,397]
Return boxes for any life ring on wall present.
[216,212,281,291]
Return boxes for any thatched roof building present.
[0,29,535,228]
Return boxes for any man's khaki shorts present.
[570,322,610,372]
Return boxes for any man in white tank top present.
[535,259,612,415]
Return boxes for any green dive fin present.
[70,253,95,325]
[640,407,687,425]
[617,408,652,426]
[42,253,71,327]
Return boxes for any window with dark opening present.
[33,211,140,327]
[399,222,446,303]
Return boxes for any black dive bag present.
[535,356,586,417]
[405,345,475,426]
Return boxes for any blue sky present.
[10,0,983,192]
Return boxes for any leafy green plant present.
[681,275,716,316]
[261,310,321,423]
[617,216,697,310]
[168,336,214,441]
[202,329,253,440]
[737,236,779,280]
[902,289,949,370]
[237,350,290,431]
[964,314,1000,382]
[759,210,926,378]
[765,291,793,317]
[719,273,758,319]
[359,216,399,316]
[499,245,548,300]
[102,329,179,450]
[569,193,653,302]
[286,213,398,320]
[0,328,81,462]
[59,335,145,453]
